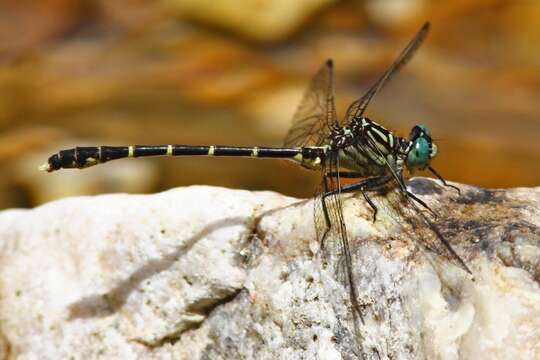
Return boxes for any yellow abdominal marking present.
[128,146,134,157]
[251,147,259,157]
[208,146,215,156]
[167,145,173,156]
[85,157,99,166]
[293,153,322,169]
[38,163,50,172]
[304,157,321,169]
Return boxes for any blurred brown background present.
[1,0,539,209]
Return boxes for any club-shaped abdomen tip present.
[39,153,61,172]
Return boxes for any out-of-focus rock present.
[365,0,427,27]
[168,0,337,41]
[0,1,84,57]
[3,1,540,212]
[0,179,538,359]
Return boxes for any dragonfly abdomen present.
[40,145,314,172]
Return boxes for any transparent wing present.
[343,22,430,124]
[283,59,338,147]
[358,124,471,274]
[313,153,363,340]
[370,182,471,275]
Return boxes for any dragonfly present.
[40,21,471,348]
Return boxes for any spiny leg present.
[319,176,333,251]
[406,190,439,219]
[325,171,367,178]
[322,174,393,223]
[361,191,379,223]
[420,213,473,275]
[396,172,440,218]
[326,172,440,221]
[428,165,460,194]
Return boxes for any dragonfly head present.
[406,125,437,171]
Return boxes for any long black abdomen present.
[41,145,308,172]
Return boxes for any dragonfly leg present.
[428,166,460,194]
[325,171,365,178]
[361,190,378,223]
[322,175,393,222]
[406,190,439,218]
[319,176,332,250]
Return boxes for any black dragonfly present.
[41,21,471,348]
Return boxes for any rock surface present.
[0,179,538,359]
[169,0,336,41]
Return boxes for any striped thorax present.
[330,117,438,177]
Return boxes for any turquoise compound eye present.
[407,137,430,170]
[417,124,429,136]
[409,124,430,142]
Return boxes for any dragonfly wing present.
[314,154,364,346]
[283,59,338,147]
[371,182,471,275]
[343,22,430,124]
[358,123,471,273]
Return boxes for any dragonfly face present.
[405,125,438,172]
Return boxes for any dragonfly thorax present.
[329,117,407,176]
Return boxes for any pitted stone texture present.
[0,180,538,359]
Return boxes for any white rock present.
[0,179,538,359]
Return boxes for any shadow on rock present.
[68,216,251,319]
